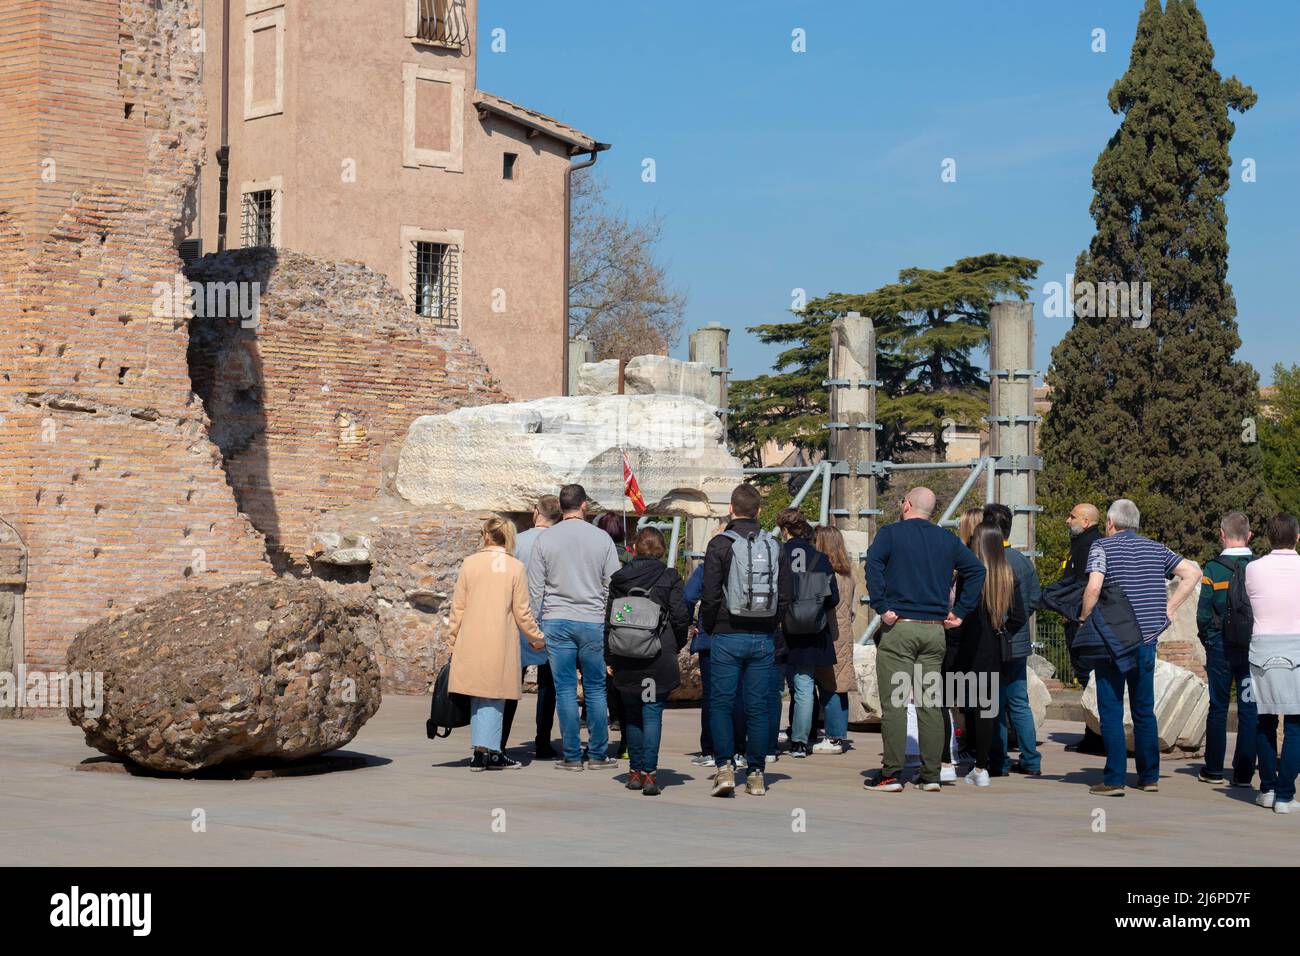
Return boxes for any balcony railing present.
[416,0,469,47]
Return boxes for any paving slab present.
[1,697,1290,866]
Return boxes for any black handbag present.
[426,661,471,739]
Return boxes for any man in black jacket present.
[1062,503,1105,755]
[700,484,792,797]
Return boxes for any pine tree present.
[1039,0,1271,563]
[1260,364,1300,516]
[730,253,1039,466]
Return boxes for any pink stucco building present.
[188,0,607,399]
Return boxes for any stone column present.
[687,324,731,565]
[988,301,1038,553]
[828,312,875,641]
[688,323,730,423]
[567,336,594,397]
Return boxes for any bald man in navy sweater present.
[864,487,985,792]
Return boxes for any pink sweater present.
[1245,550,1300,635]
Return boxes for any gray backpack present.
[608,572,671,660]
[723,529,781,618]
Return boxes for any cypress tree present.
[1039,0,1271,563]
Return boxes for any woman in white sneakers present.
[1247,513,1300,814]
[951,522,1027,787]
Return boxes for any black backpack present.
[783,547,831,636]
[1208,556,1254,650]
[426,662,471,739]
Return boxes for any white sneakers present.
[1258,790,1297,813]
[940,763,958,783]
[965,768,991,788]
[812,738,844,755]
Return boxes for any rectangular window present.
[243,7,286,120]
[242,190,275,248]
[503,152,518,180]
[402,63,465,171]
[178,239,204,266]
[408,0,470,47]
[410,241,460,327]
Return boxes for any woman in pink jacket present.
[1246,512,1300,814]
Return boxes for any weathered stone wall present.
[0,0,274,675]
[310,500,488,694]
[0,519,25,717]
[185,248,508,568]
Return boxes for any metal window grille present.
[241,190,274,248]
[416,0,469,46]
[178,239,203,266]
[411,241,460,327]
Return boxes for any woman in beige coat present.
[813,525,856,754]
[447,516,545,771]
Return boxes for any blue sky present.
[478,1,1300,385]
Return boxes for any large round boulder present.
[67,579,381,773]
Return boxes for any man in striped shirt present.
[1080,499,1201,796]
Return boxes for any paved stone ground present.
[2,696,1292,866]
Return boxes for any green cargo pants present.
[875,619,947,783]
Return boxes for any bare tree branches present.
[569,173,686,363]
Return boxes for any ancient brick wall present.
[0,0,273,676]
[185,248,508,569]
[1,0,518,694]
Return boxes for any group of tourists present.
[1039,499,1300,811]
[442,478,1300,811]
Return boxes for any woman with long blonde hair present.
[958,506,985,548]
[941,506,989,778]
[447,516,546,771]
[951,521,1027,787]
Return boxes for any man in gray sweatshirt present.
[527,483,622,770]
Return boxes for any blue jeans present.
[709,632,774,772]
[1204,639,1257,783]
[1095,640,1159,787]
[544,619,609,763]
[622,693,665,773]
[1257,714,1300,802]
[820,686,849,739]
[993,657,1041,773]
[470,697,505,751]
[768,663,783,754]
[698,650,746,758]
[791,666,817,744]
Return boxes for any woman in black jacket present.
[777,509,840,759]
[951,521,1027,787]
[605,527,690,796]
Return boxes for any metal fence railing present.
[1033,611,1077,687]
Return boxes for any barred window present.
[411,241,460,327]
[414,0,469,46]
[241,190,274,248]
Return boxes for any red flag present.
[622,449,647,515]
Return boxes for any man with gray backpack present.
[700,484,792,797]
